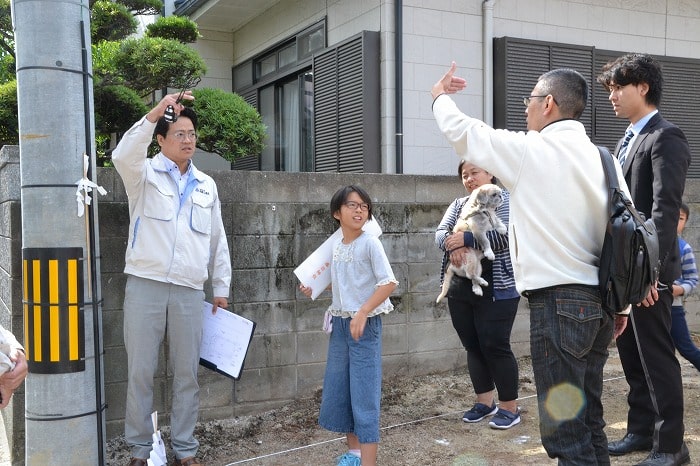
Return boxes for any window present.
[232,20,326,172]
[278,43,297,69]
[254,41,298,81]
[255,52,278,81]
[299,26,324,59]
[256,73,314,172]
[232,23,380,173]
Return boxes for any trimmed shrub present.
[94,83,148,135]
[0,79,17,146]
[114,37,206,94]
[91,0,137,43]
[146,16,199,43]
[191,88,266,162]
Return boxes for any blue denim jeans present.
[318,315,382,444]
[671,305,700,371]
[527,285,613,466]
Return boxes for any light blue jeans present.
[319,315,382,444]
[123,275,205,460]
[527,285,613,466]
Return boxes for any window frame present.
[231,20,327,171]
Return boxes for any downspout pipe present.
[482,0,495,126]
[395,0,403,173]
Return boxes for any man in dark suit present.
[598,53,691,466]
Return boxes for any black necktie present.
[618,128,634,167]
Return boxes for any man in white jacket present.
[431,62,627,465]
[112,92,231,466]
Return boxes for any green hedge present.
[191,88,266,162]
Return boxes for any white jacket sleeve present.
[432,94,527,191]
[111,116,157,196]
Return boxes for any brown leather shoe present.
[127,459,148,466]
[173,457,203,466]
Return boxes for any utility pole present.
[12,0,106,463]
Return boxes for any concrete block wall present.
[97,168,484,436]
[0,145,23,461]
[2,146,507,446]
[4,144,700,451]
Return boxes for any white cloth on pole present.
[75,153,107,217]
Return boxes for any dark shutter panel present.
[494,38,594,134]
[313,45,340,171]
[494,39,550,131]
[337,40,364,172]
[241,90,257,108]
[313,31,380,172]
[592,52,629,152]
[656,58,700,178]
[550,46,594,132]
[231,89,261,170]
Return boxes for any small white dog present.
[436,184,507,302]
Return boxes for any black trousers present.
[616,286,685,453]
[446,274,520,401]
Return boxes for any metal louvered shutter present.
[313,47,339,171]
[655,58,700,178]
[550,46,593,132]
[494,37,594,134]
[592,51,629,153]
[494,39,551,132]
[337,41,364,172]
[312,31,380,173]
[231,89,261,170]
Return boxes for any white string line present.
[223,374,628,465]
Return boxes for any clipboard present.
[199,301,256,380]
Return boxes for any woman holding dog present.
[435,160,521,429]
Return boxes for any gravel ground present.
[106,346,700,466]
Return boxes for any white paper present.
[147,412,166,466]
[199,302,255,379]
[150,431,166,464]
[294,217,382,300]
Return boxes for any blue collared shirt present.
[161,156,195,208]
[625,109,659,148]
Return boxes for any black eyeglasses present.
[343,201,369,212]
[523,95,548,106]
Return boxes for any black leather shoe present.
[608,433,653,456]
[634,442,690,466]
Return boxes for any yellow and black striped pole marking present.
[22,247,85,374]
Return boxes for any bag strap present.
[596,145,653,232]
[596,145,618,193]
